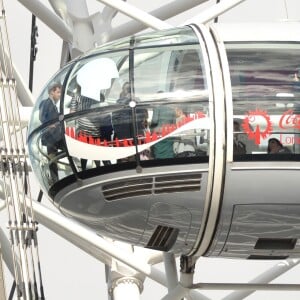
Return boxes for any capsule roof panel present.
[211,21,300,42]
[83,26,199,57]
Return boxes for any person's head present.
[233,120,242,139]
[120,82,130,98]
[267,138,283,153]
[48,82,62,103]
[175,105,187,118]
[100,92,105,102]
[233,120,241,132]
[294,68,300,82]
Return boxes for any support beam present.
[111,0,208,40]
[0,248,6,300]
[192,282,300,291]
[0,228,20,279]
[26,199,207,299]
[109,241,144,300]
[28,199,168,287]
[163,253,178,292]
[48,0,72,26]
[13,61,34,107]
[183,0,246,25]
[17,0,72,43]
[65,0,93,56]
[95,0,172,30]
[0,36,34,106]
[223,259,300,300]
[161,284,190,300]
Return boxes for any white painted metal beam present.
[95,0,172,30]
[17,0,73,43]
[161,284,190,300]
[0,41,33,107]
[25,198,208,299]
[223,259,300,300]
[111,0,208,40]
[28,199,168,286]
[163,253,178,292]
[183,0,246,25]
[65,0,94,56]
[192,282,300,291]
[0,249,7,300]
[0,227,20,278]
[48,0,72,26]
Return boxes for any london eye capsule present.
[28,22,300,258]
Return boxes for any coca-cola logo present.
[242,109,272,145]
[279,109,300,129]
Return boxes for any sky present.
[2,0,300,299]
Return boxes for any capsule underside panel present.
[55,166,208,254]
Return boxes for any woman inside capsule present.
[267,138,291,154]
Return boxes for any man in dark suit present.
[39,82,63,184]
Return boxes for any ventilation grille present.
[248,255,289,260]
[146,225,179,251]
[254,238,297,250]
[102,173,202,201]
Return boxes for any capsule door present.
[208,29,300,259]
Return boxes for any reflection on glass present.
[227,43,300,158]
[29,124,72,191]
[28,26,211,191]
[64,101,209,167]
[28,63,73,136]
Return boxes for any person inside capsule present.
[267,138,291,154]
[150,101,176,159]
[233,120,246,155]
[292,68,300,98]
[173,104,196,157]
[293,68,300,82]
[69,81,113,170]
[119,81,130,99]
[112,82,148,162]
[39,82,64,184]
[67,57,118,170]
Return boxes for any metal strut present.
[180,255,196,274]
[29,14,38,92]
[0,1,45,299]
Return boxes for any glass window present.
[227,43,300,159]
[64,43,210,170]
[28,63,74,191]
[28,63,73,136]
[86,26,199,56]
[28,26,211,192]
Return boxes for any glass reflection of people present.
[293,68,300,82]
[173,105,196,157]
[70,84,112,170]
[119,81,130,99]
[150,92,176,159]
[267,138,291,154]
[292,68,300,96]
[112,82,148,162]
[233,120,246,155]
[39,82,63,184]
